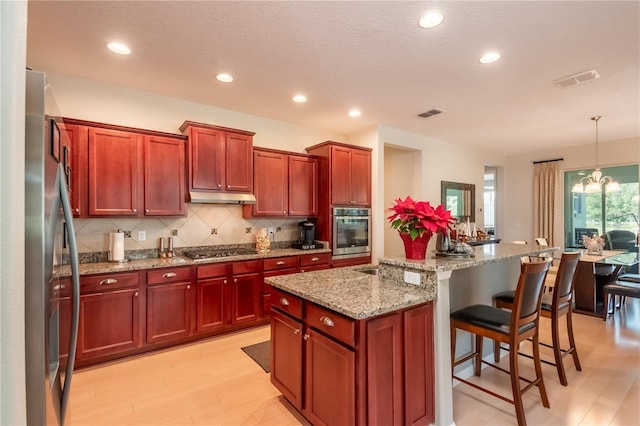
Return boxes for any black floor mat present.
[241,340,270,373]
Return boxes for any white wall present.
[1,1,27,424]
[503,137,640,245]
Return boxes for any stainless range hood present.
[188,191,256,204]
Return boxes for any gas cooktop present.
[183,248,258,260]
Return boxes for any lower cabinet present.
[270,287,434,426]
[146,267,195,344]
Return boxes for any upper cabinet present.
[243,148,318,218]
[62,118,187,217]
[306,142,371,207]
[179,121,254,199]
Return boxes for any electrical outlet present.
[138,231,146,241]
[211,228,218,235]
[404,271,421,286]
[123,230,132,238]
[267,227,274,235]
[171,229,178,236]
[245,227,252,233]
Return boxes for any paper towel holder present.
[108,229,129,263]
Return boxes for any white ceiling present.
[26,1,640,156]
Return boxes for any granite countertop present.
[265,265,436,320]
[54,247,331,277]
[266,243,557,320]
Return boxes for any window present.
[564,165,639,248]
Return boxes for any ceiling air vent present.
[418,109,444,118]
[553,69,600,88]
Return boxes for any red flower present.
[387,196,454,240]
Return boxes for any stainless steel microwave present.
[332,207,371,257]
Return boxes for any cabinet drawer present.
[305,303,355,347]
[81,272,139,294]
[299,252,331,267]
[264,256,299,271]
[232,260,261,275]
[147,267,191,285]
[197,263,228,279]
[271,287,302,319]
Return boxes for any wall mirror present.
[441,181,475,222]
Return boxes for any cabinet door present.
[144,135,186,216]
[88,127,141,216]
[77,289,142,359]
[350,148,371,206]
[58,296,73,365]
[252,150,287,216]
[146,282,194,344]
[59,123,87,217]
[189,127,224,191]
[224,132,253,192]
[289,155,318,216]
[304,328,355,426]
[231,273,261,325]
[330,146,353,205]
[270,310,303,409]
[196,277,227,333]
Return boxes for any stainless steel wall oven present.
[332,207,371,257]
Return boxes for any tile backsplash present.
[73,204,303,253]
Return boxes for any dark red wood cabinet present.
[270,287,434,426]
[180,121,254,196]
[146,267,195,344]
[144,135,187,216]
[244,148,318,218]
[230,260,262,325]
[61,118,187,218]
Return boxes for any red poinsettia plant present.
[387,196,455,240]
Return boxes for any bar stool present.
[603,273,640,320]
[493,252,581,387]
[451,260,551,426]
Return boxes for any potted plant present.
[387,196,455,259]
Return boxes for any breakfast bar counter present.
[266,242,553,426]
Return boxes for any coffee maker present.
[292,220,321,250]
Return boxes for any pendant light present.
[571,116,621,193]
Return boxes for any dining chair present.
[450,260,551,426]
[534,237,559,294]
[493,252,581,386]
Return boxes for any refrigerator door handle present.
[58,164,80,425]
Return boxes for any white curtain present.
[533,161,562,246]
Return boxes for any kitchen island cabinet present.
[270,285,432,426]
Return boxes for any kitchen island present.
[266,242,553,426]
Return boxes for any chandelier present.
[571,116,621,194]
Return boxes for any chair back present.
[535,238,549,247]
[552,252,581,306]
[512,261,551,328]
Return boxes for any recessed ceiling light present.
[107,42,131,55]
[479,52,501,64]
[418,12,444,29]
[348,109,361,118]
[293,94,307,103]
[216,73,234,83]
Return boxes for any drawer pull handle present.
[100,278,117,285]
[276,261,285,265]
[280,297,290,306]
[293,329,300,335]
[162,272,177,278]
[303,333,310,340]
[320,316,334,327]
[311,257,319,262]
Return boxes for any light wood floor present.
[66,300,640,426]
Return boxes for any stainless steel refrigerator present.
[25,69,80,425]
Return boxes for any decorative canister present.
[256,228,271,252]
